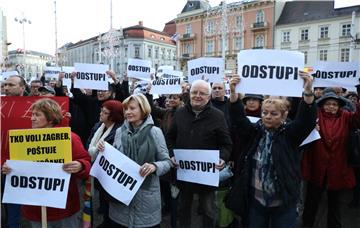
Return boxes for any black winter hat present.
[242,94,264,103]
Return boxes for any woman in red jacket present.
[301,90,359,228]
[2,98,91,227]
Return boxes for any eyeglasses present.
[190,91,209,97]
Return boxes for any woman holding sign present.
[2,98,91,227]
[86,99,124,227]
[226,72,317,228]
[99,93,172,228]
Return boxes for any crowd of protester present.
[1,69,360,228]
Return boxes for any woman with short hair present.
[2,98,91,227]
[100,93,172,228]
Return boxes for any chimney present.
[139,21,143,26]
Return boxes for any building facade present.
[7,50,54,80]
[175,0,279,74]
[275,1,360,67]
[0,8,8,70]
[59,21,177,76]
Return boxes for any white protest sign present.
[74,63,109,90]
[90,142,145,206]
[150,77,182,95]
[61,66,74,89]
[127,58,152,81]
[237,50,304,97]
[187,57,224,83]
[44,67,61,80]
[312,61,360,90]
[300,128,321,147]
[1,71,19,81]
[157,65,174,77]
[174,149,219,187]
[161,69,183,79]
[2,160,70,208]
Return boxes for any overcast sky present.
[1,0,235,55]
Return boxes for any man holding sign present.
[2,98,91,227]
[166,79,232,228]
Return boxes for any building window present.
[235,37,242,50]
[256,10,264,23]
[147,47,152,58]
[207,21,214,33]
[219,38,229,52]
[155,48,159,59]
[162,48,165,59]
[206,40,214,53]
[185,43,192,54]
[341,23,351,37]
[235,16,242,31]
[340,48,350,62]
[160,37,165,41]
[168,50,171,60]
[125,47,128,57]
[319,26,329,39]
[303,51,308,64]
[301,29,309,41]
[282,31,290,42]
[185,24,192,35]
[255,35,264,48]
[135,47,140,58]
[319,50,328,61]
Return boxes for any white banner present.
[157,65,174,77]
[150,78,182,95]
[127,58,152,81]
[0,71,19,81]
[2,160,70,208]
[161,69,183,79]
[312,61,360,90]
[237,49,304,97]
[90,142,145,206]
[174,149,219,187]
[187,57,224,83]
[61,66,74,89]
[44,67,61,80]
[74,63,109,90]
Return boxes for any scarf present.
[88,123,114,159]
[256,129,278,204]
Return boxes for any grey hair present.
[190,79,212,95]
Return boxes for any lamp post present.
[14,13,31,79]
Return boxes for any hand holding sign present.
[1,162,11,174]
[139,163,156,177]
[63,161,83,174]
[229,75,241,103]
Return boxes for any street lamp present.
[14,13,31,79]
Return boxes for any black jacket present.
[229,98,317,210]
[166,101,233,190]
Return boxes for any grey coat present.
[109,115,172,228]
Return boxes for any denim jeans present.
[248,198,297,228]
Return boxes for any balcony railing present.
[250,21,268,31]
[180,33,196,40]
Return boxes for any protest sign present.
[150,77,182,95]
[9,127,72,163]
[1,96,69,165]
[44,67,61,80]
[2,160,70,208]
[74,63,109,90]
[174,149,219,187]
[90,142,144,206]
[127,58,152,81]
[0,71,19,81]
[61,66,74,89]
[312,61,360,90]
[187,57,224,83]
[237,49,304,97]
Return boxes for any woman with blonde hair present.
[99,93,172,228]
